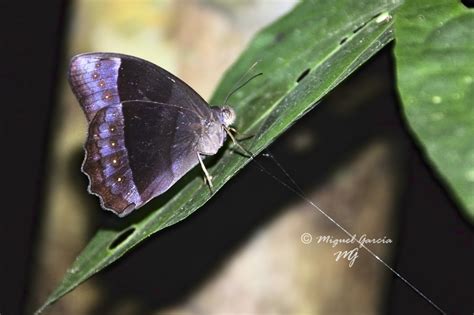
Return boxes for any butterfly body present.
[69,52,235,216]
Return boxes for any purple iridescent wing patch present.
[68,52,233,217]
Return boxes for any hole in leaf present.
[371,11,383,19]
[352,23,366,34]
[275,31,286,42]
[296,68,310,83]
[340,36,348,45]
[109,227,135,250]
[461,0,474,8]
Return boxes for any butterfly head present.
[219,106,236,127]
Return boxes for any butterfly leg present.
[228,127,254,141]
[224,126,254,159]
[197,152,213,188]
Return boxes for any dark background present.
[1,1,69,315]
[1,1,473,315]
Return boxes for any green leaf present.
[36,0,401,312]
[394,0,474,222]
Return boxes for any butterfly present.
[68,52,236,217]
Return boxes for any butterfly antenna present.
[223,61,262,105]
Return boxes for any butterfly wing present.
[83,101,203,216]
[68,52,211,121]
[69,53,215,216]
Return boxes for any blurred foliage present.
[395,0,474,222]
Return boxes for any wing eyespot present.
[104,91,113,101]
